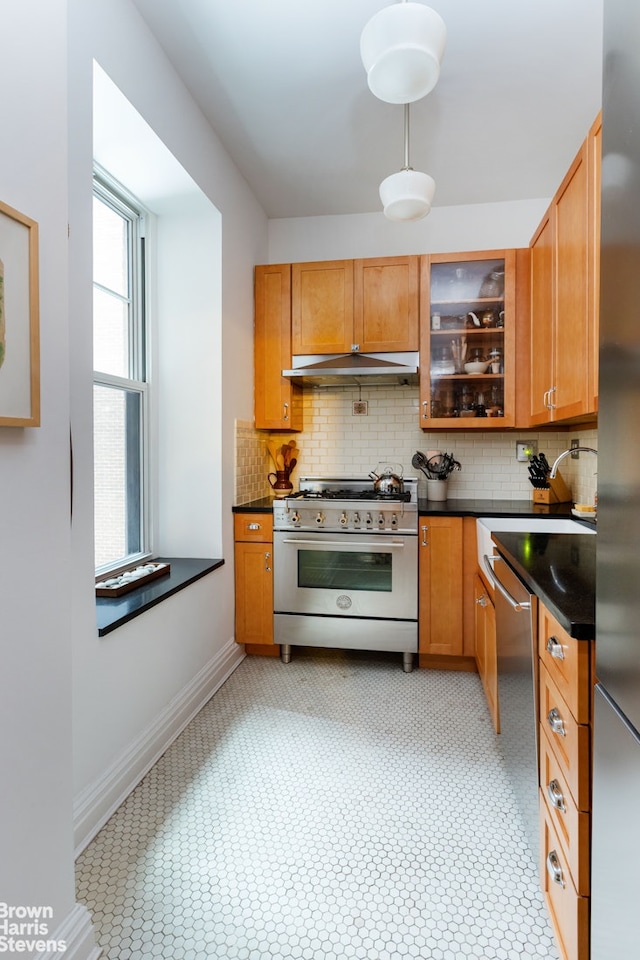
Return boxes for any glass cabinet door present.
[419,250,516,428]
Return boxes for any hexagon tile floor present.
[76,651,560,959]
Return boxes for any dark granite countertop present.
[232,497,581,518]
[417,498,579,518]
[232,497,275,513]
[491,531,596,640]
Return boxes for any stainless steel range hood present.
[281,352,419,387]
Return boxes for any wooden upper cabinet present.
[528,113,601,426]
[588,113,602,414]
[254,264,302,431]
[353,256,419,352]
[291,256,419,355]
[530,209,555,425]
[292,260,354,354]
[554,138,591,422]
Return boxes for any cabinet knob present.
[547,707,566,737]
[476,594,488,607]
[546,636,565,660]
[546,850,565,888]
[547,779,566,813]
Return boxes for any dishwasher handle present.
[483,554,532,613]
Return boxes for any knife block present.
[532,470,572,504]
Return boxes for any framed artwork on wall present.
[0,199,40,427]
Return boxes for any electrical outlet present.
[352,400,368,416]
[516,440,538,462]
[571,438,580,458]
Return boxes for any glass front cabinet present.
[419,251,516,429]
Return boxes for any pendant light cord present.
[402,103,413,171]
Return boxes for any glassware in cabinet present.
[419,251,516,428]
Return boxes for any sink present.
[476,516,596,570]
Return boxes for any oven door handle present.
[483,553,531,612]
[280,538,406,548]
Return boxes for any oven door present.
[273,530,417,620]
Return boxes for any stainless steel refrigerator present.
[591,0,640,954]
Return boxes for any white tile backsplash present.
[235,390,598,505]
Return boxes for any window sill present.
[96,557,224,636]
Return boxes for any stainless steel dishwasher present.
[482,550,539,862]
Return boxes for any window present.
[93,170,150,572]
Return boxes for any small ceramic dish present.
[464,360,490,374]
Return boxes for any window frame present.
[93,166,153,577]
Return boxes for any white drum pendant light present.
[360,1,446,104]
[379,104,435,221]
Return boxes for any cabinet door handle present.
[283,402,289,421]
[265,551,271,572]
[546,850,565,888]
[421,524,428,547]
[547,707,566,737]
[543,389,549,409]
[422,400,429,419]
[547,779,566,812]
[546,636,565,660]
[548,385,557,409]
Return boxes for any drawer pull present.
[547,779,566,812]
[546,850,565,888]
[547,708,566,737]
[546,636,565,660]
[247,523,261,531]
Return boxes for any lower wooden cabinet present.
[537,601,592,960]
[419,516,464,661]
[234,513,274,648]
[473,572,499,732]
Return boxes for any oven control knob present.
[315,512,325,525]
[353,512,361,525]
[365,512,373,527]
[390,513,398,528]
[291,511,301,524]
[377,513,386,528]
[340,512,348,526]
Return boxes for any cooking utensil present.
[369,463,404,494]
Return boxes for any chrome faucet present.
[549,447,598,478]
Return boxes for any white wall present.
[0,0,98,953]
[268,198,549,264]
[67,0,268,855]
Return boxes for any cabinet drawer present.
[538,605,591,723]
[234,513,273,543]
[539,663,590,810]
[540,802,589,960]
[539,732,590,894]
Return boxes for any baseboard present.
[73,639,245,856]
[35,903,101,960]
[418,654,478,672]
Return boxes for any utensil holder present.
[532,470,572,504]
[426,479,448,501]
[268,470,293,498]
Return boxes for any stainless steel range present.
[272,477,419,672]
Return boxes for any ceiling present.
[130,0,604,220]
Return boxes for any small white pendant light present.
[360,0,446,105]
[379,104,435,221]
